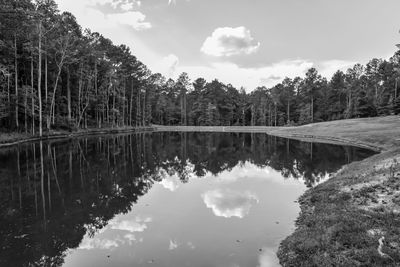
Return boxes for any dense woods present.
[1,0,400,135]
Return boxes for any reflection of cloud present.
[258,248,280,267]
[202,189,259,218]
[80,238,120,250]
[187,242,195,250]
[159,173,181,192]
[207,162,302,186]
[124,233,136,245]
[78,216,151,250]
[109,216,152,233]
[169,239,178,250]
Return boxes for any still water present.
[0,132,375,267]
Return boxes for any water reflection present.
[0,132,375,266]
[202,189,259,219]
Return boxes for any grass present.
[157,116,400,266]
[2,116,400,265]
[272,116,400,266]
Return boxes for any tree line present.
[1,0,400,135]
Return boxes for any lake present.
[0,132,375,267]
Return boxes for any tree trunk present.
[130,82,133,126]
[142,89,146,126]
[31,54,35,135]
[67,67,71,121]
[45,47,48,103]
[14,35,19,128]
[38,21,43,136]
[122,78,126,126]
[311,97,314,123]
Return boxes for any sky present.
[56,0,400,91]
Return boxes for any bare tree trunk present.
[31,54,35,135]
[14,35,19,128]
[38,21,43,136]
[311,97,314,123]
[67,67,71,121]
[49,54,65,129]
[45,47,48,103]
[39,141,46,228]
[112,81,116,127]
[142,89,146,126]
[129,82,133,126]
[287,99,290,124]
[7,74,10,103]
[122,78,126,126]
[136,90,140,127]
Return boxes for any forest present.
[1,0,400,136]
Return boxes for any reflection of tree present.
[0,132,375,266]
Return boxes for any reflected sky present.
[0,132,376,267]
[63,161,305,267]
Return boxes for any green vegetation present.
[275,116,400,266]
[1,0,400,137]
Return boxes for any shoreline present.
[0,126,155,148]
[1,117,400,265]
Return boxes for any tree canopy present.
[1,0,400,134]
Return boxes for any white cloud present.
[169,239,179,250]
[109,216,152,233]
[201,27,260,57]
[180,60,313,91]
[80,238,120,250]
[153,54,180,79]
[202,189,259,218]
[159,174,181,191]
[317,60,356,79]
[58,0,149,30]
[106,11,151,30]
[57,0,158,71]
[258,247,280,267]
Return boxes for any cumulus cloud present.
[202,189,259,218]
[159,173,181,191]
[169,239,179,250]
[181,59,313,91]
[107,11,151,30]
[201,27,260,57]
[58,0,151,31]
[317,59,356,79]
[258,247,280,267]
[153,54,180,79]
[80,238,120,250]
[78,216,152,250]
[109,216,152,233]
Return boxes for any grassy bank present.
[272,116,400,266]
[158,116,400,266]
[0,126,155,148]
